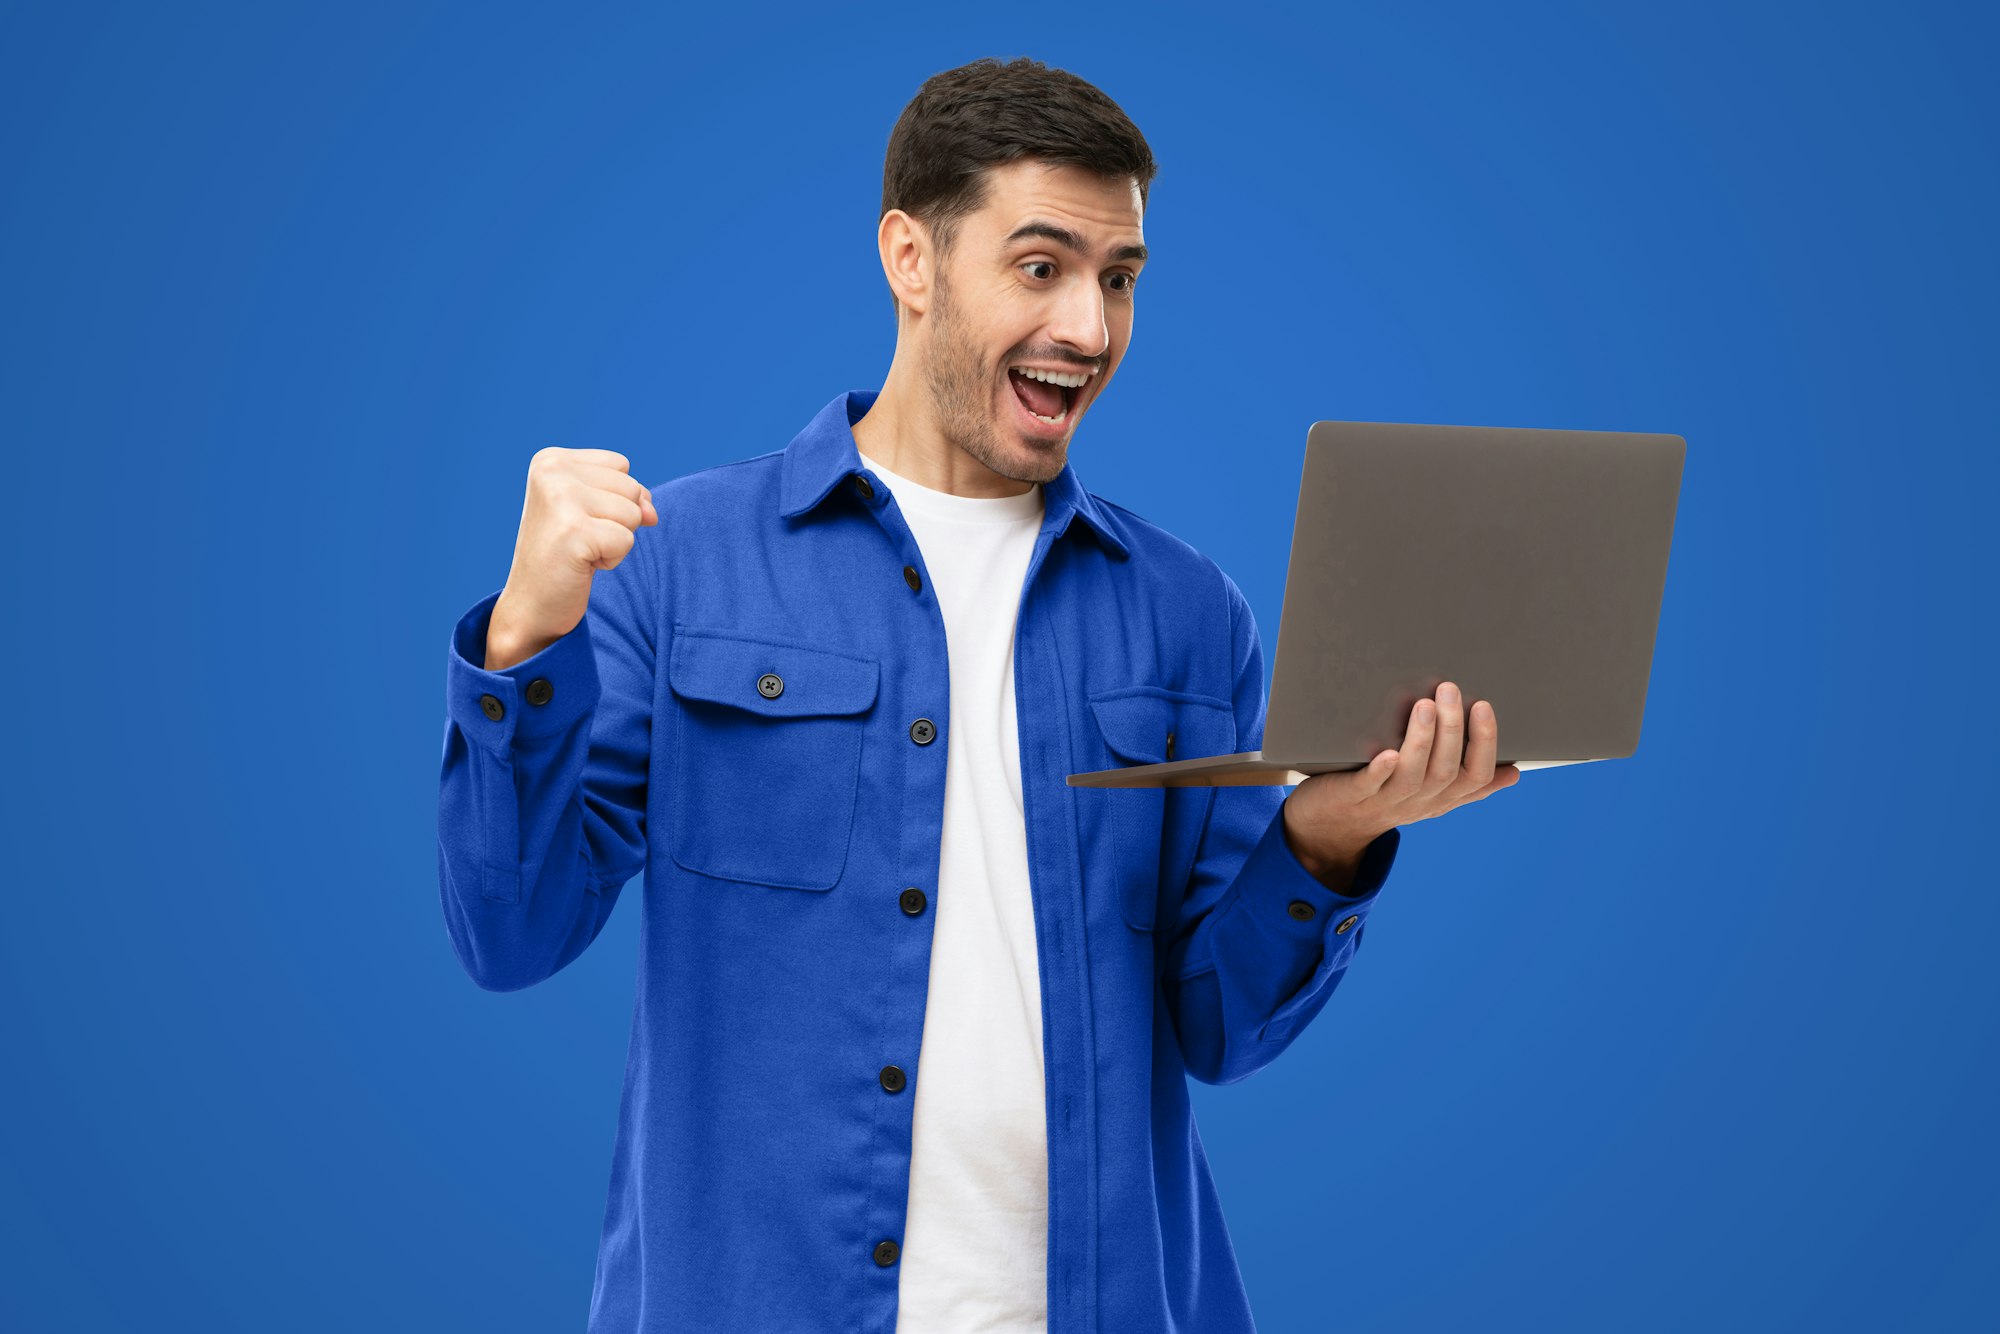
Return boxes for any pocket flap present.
[669,629,879,718]
[1089,688,1234,764]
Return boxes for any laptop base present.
[1066,750,1598,788]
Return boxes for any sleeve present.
[435,524,658,992]
[1157,569,1402,1085]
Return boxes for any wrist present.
[484,595,552,671]
[1281,813,1377,894]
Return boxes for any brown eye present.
[1023,261,1056,280]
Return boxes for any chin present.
[1020,441,1067,482]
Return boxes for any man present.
[438,56,1518,1334]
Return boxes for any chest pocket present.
[1087,687,1236,932]
[666,628,879,891]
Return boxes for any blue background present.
[3,1,1993,1329]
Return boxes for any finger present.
[1385,698,1434,799]
[564,448,635,472]
[576,462,655,509]
[581,515,639,570]
[570,482,647,530]
[1348,748,1398,800]
[1425,682,1465,791]
[1457,699,1498,789]
[573,466,655,529]
[1464,763,1522,801]
[623,479,659,526]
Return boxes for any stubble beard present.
[920,266,1065,487]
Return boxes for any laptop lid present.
[1260,420,1685,767]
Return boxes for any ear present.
[878,209,932,318]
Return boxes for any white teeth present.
[1008,365,1078,425]
[1010,366,1091,388]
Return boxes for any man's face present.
[917,158,1146,485]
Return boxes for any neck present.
[852,355,1037,499]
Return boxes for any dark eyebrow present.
[1003,219,1148,265]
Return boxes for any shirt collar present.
[777,388,1131,561]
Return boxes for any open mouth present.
[1006,365,1088,432]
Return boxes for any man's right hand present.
[485,447,658,671]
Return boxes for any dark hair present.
[880,57,1158,319]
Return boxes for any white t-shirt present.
[858,447,1050,1334]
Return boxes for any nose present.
[1049,271,1110,365]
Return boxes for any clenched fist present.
[485,447,658,671]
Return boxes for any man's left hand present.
[1281,681,1521,887]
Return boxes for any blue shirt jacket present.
[438,388,1401,1333]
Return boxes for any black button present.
[479,693,505,722]
[525,678,553,707]
[874,1239,900,1266]
[879,1064,906,1093]
[909,718,936,745]
[899,887,928,916]
[1335,913,1360,935]
[1288,900,1315,921]
[853,474,874,500]
[758,673,784,699]
[1165,729,1176,760]
[903,565,922,593]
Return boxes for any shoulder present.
[651,449,785,511]
[1090,490,1242,610]
[616,451,788,593]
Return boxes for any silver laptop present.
[1068,419,1686,788]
